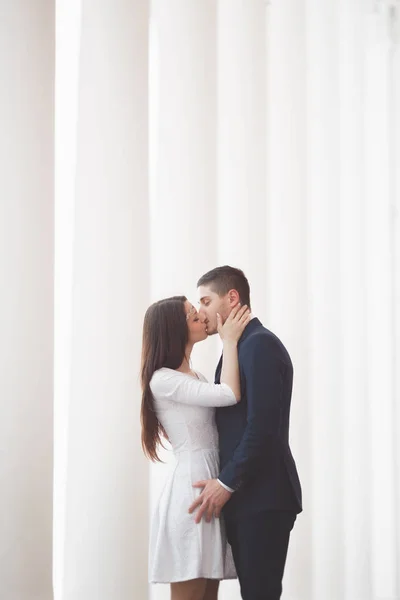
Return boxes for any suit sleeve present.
[218,336,285,491]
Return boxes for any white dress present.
[149,367,237,583]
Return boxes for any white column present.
[217,0,268,322]
[364,3,398,597]
[59,1,150,598]
[392,6,400,595]
[54,0,81,597]
[150,0,218,373]
[149,4,217,598]
[216,3,267,597]
[265,2,309,599]
[339,1,371,598]
[0,2,54,600]
[306,2,344,598]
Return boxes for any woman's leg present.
[170,578,207,600]
[203,579,219,600]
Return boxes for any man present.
[189,266,302,600]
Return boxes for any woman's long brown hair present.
[141,296,188,461]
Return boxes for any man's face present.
[198,285,233,336]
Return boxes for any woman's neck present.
[178,345,193,373]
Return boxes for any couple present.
[141,266,302,600]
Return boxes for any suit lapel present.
[238,317,261,345]
[215,354,223,383]
[214,319,262,384]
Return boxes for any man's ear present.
[228,289,240,307]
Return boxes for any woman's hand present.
[217,304,251,343]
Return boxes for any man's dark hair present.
[197,266,251,309]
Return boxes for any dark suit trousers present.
[225,511,297,600]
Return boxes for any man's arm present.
[217,479,234,493]
[218,335,286,491]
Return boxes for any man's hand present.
[188,479,232,524]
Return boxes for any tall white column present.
[54,0,81,597]
[150,0,218,373]
[306,2,344,598]
[392,6,400,596]
[215,3,267,597]
[0,2,54,600]
[265,1,310,598]
[149,4,218,598]
[217,0,268,322]
[339,1,371,598]
[364,3,398,598]
[59,2,150,598]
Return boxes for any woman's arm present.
[219,304,251,401]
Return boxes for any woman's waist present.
[172,448,220,480]
[173,446,219,456]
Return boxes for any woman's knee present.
[170,578,207,600]
[202,579,219,600]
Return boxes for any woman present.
[141,295,250,600]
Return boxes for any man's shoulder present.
[242,322,281,346]
[240,323,290,361]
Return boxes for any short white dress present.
[149,367,237,583]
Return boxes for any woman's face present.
[185,301,208,344]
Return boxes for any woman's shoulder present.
[150,367,186,394]
[150,367,175,387]
[150,368,207,394]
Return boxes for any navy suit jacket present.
[215,318,302,519]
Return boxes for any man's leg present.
[226,511,296,600]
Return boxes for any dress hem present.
[150,575,237,584]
